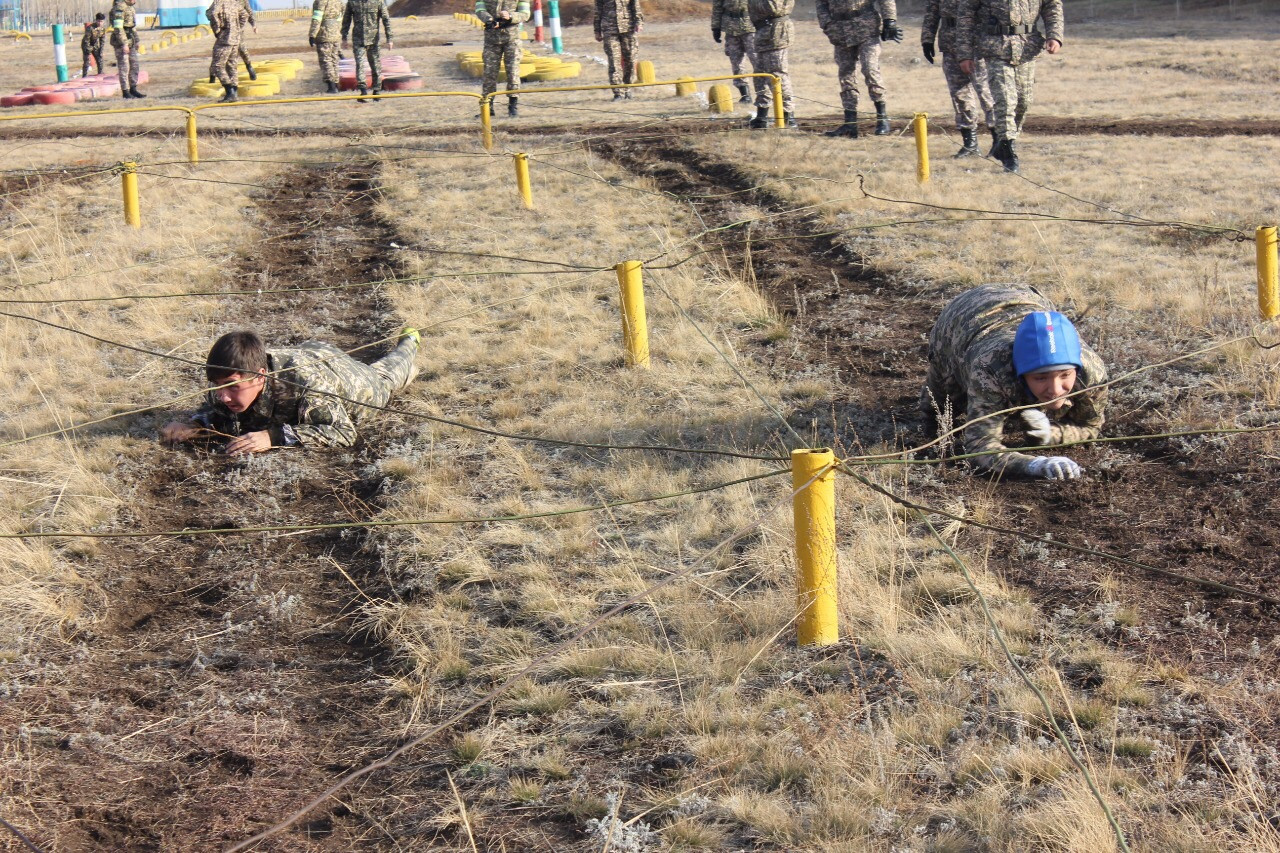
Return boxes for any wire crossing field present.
[2,5,1280,851]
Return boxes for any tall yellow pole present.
[1257,226,1278,320]
[914,113,930,184]
[121,161,140,228]
[480,99,493,151]
[771,76,784,128]
[513,152,533,210]
[614,260,650,369]
[186,112,198,165]
[792,448,837,646]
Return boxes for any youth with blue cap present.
[920,284,1108,480]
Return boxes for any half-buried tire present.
[381,74,423,91]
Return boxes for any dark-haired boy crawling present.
[160,328,419,455]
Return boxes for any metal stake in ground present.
[120,161,140,227]
[1257,225,1278,320]
[615,260,649,369]
[792,448,838,646]
[914,113,930,184]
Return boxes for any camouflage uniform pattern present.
[309,0,344,84]
[81,23,105,77]
[207,0,251,85]
[108,0,140,91]
[923,0,994,130]
[594,0,641,96]
[191,338,419,449]
[237,0,256,68]
[712,0,762,97]
[342,0,392,89]
[749,0,794,112]
[956,0,1063,140]
[476,0,530,98]
[921,284,1107,477]
[817,0,895,111]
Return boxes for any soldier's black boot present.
[987,127,998,157]
[325,81,339,94]
[825,109,858,137]
[748,106,769,129]
[1003,139,1020,173]
[208,73,215,83]
[357,83,368,102]
[245,61,257,81]
[129,86,145,98]
[736,82,750,103]
[954,127,978,157]
[508,96,519,117]
[873,101,890,135]
[783,111,797,129]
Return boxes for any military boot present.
[873,102,890,135]
[749,106,770,129]
[508,96,519,117]
[1003,139,1020,173]
[245,61,257,81]
[825,109,858,138]
[325,81,339,94]
[219,83,236,103]
[372,84,383,99]
[129,87,146,98]
[736,82,751,103]
[987,127,998,157]
[783,111,798,129]
[357,83,368,102]
[954,127,979,157]
[208,73,215,83]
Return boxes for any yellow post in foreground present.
[186,112,198,165]
[792,448,837,646]
[480,99,493,151]
[614,260,650,369]
[771,76,784,128]
[914,113,930,184]
[513,152,533,210]
[121,161,140,227]
[1257,226,1278,320]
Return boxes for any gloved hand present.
[308,35,315,46]
[1020,409,1054,445]
[922,42,935,63]
[712,27,721,43]
[881,18,904,42]
[1026,456,1082,481]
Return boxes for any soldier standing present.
[593,0,641,101]
[711,0,759,104]
[109,0,145,98]
[816,0,902,138]
[476,0,530,118]
[747,0,795,129]
[208,0,258,84]
[208,0,251,102]
[922,0,995,157]
[956,0,1063,172]
[921,284,1107,480]
[342,0,393,100]
[309,0,345,94]
[80,15,105,78]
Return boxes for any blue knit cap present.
[1013,311,1083,377]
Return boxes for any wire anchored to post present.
[615,260,650,369]
[792,448,838,646]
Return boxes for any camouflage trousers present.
[832,39,884,111]
[315,40,340,84]
[360,336,418,404]
[942,53,994,131]
[723,32,763,96]
[753,47,793,113]
[354,42,383,89]
[114,39,139,91]
[211,42,240,85]
[985,57,1035,141]
[482,28,521,98]
[81,47,103,77]
[601,32,637,96]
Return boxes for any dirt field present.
[2,2,1280,852]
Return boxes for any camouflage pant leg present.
[986,57,1035,141]
[93,48,104,73]
[212,43,238,84]
[725,32,760,93]
[833,40,883,110]
[367,42,383,88]
[753,47,792,113]
[368,337,419,399]
[502,35,521,93]
[858,41,885,102]
[602,33,637,95]
[482,35,502,97]
[114,40,139,90]
[238,43,251,66]
[942,51,986,130]
[316,41,339,84]
[354,44,371,88]
[82,48,94,77]
[970,57,995,127]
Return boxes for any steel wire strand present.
[917,512,1133,853]
[0,816,45,853]
[223,470,814,853]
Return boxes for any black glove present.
[712,27,721,42]
[308,35,315,46]
[922,42,935,63]
[485,17,501,29]
[881,18,904,42]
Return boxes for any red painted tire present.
[382,74,423,91]
[1,93,35,107]
[137,69,149,84]
[34,91,77,105]
[27,84,62,92]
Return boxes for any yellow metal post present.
[771,76,784,128]
[792,448,837,646]
[914,113,929,184]
[481,98,493,151]
[121,161,140,228]
[615,260,649,369]
[186,112,198,165]
[513,152,533,210]
[1258,226,1279,320]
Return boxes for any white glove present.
[1020,409,1054,445]
[1025,456,1082,481]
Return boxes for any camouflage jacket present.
[207,0,251,46]
[921,0,966,54]
[190,342,384,448]
[956,0,1062,64]
[81,24,105,51]
[108,0,137,47]
[817,0,896,46]
[712,0,755,36]
[925,284,1107,477]
[240,0,256,27]
[749,0,793,50]
[594,0,641,37]
[476,0,530,25]
[342,0,391,46]
[310,0,344,42]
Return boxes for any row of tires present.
[455,51,581,82]
[188,57,303,98]
[1,69,150,107]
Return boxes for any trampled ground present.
[2,3,1279,852]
